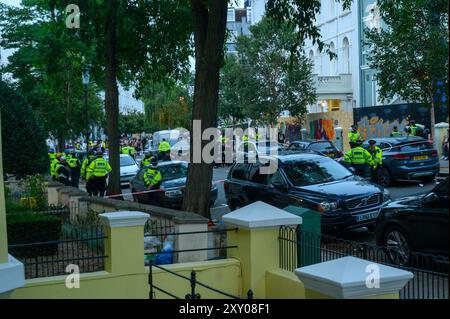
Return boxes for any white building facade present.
[248,0,361,114]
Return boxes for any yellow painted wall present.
[9,271,149,299]
[151,259,242,299]
[9,259,241,299]
[227,227,280,298]
[265,269,305,299]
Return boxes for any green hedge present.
[7,212,62,257]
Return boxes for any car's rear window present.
[399,142,432,152]
[309,142,334,152]
[231,163,248,181]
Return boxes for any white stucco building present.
[247,0,361,113]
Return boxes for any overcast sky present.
[0,0,21,6]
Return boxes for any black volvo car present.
[224,152,391,233]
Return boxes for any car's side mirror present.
[271,182,287,192]
[423,192,439,206]
[348,167,356,174]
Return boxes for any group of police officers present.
[48,138,172,198]
[47,121,419,198]
[344,120,419,184]
[48,149,111,197]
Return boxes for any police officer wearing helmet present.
[141,151,154,167]
[50,152,60,180]
[144,158,162,189]
[348,124,362,145]
[54,155,71,186]
[81,150,98,196]
[143,157,162,204]
[68,151,81,188]
[86,151,112,197]
[368,139,383,184]
[158,138,171,161]
[390,126,402,137]
[344,140,372,178]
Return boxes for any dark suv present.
[224,152,390,233]
[361,137,439,187]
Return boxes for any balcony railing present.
[313,74,352,95]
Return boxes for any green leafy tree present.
[234,17,316,125]
[0,81,48,178]
[77,0,192,196]
[0,1,104,151]
[118,111,146,135]
[364,0,449,138]
[218,55,253,128]
[142,80,191,131]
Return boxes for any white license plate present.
[355,211,379,222]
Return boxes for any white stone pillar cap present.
[223,201,302,229]
[295,256,414,299]
[0,254,25,294]
[435,122,449,128]
[99,211,150,228]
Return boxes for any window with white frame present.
[329,0,335,17]
[227,8,235,22]
[342,37,349,74]
[329,42,336,76]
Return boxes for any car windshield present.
[283,158,353,186]
[158,163,188,181]
[120,156,136,167]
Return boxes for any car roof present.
[290,139,330,144]
[255,151,327,163]
[362,136,426,145]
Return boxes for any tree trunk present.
[430,97,436,146]
[57,131,65,152]
[105,0,121,197]
[181,0,228,219]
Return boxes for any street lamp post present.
[82,65,90,152]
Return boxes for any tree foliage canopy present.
[364,0,449,106]
[0,81,49,178]
[0,1,104,147]
[219,17,316,126]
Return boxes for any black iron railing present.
[279,226,449,299]
[8,225,107,279]
[149,261,253,299]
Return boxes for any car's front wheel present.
[379,167,392,187]
[421,175,436,183]
[383,225,411,266]
[230,200,244,211]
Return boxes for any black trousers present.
[86,179,94,195]
[91,176,107,197]
[58,177,71,186]
[370,166,380,184]
[70,168,80,188]
[353,164,368,178]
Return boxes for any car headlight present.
[316,201,339,212]
[382,188,391,201]
[165,189,183,198]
